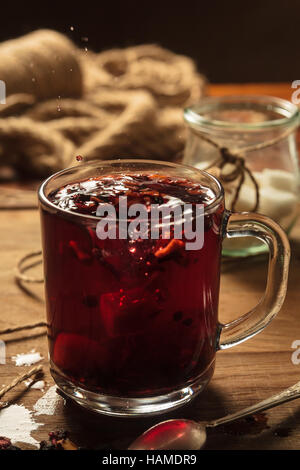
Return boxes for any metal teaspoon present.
[129,380,300,450]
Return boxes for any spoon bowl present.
[128,419,207,450]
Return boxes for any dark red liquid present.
[40,174,224,397]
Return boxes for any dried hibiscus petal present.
[69,240,92,262]
[100,287,160,337]
[154,239,185,259]
[0,436,21,450]
[53,332,108,375]
[40,431,78,450]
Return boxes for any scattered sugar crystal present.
[12,349,43,366]
[24,379,45,391]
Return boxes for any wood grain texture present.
[208,82,294,101]
[0,83,300,450]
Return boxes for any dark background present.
[2,0,300,83]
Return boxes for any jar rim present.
[184,95,300,131]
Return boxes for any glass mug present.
[38,159,290,416]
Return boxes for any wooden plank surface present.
[208,82,294,101]
[1,82,300,450]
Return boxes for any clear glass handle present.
[218,210,290,350]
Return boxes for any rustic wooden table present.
[1,83,300,450]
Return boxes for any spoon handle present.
[207,380,300,428]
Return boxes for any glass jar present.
[183,95,300,257]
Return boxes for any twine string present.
[191,125,297,212]
[0,322,47,335]
[15,250,43,283]
[0,30,206,178]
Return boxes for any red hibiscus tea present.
[39,160,225,415]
